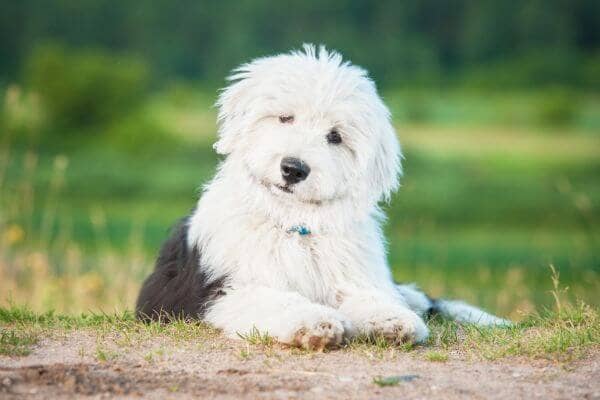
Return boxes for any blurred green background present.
[0,1,598,317]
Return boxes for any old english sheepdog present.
[136,45,509,349]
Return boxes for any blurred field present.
[1,84,598,319]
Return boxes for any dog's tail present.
[396,284,511,326]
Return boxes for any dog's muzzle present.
[281,157,310,185]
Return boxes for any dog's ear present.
[214,72,254,155]
[370,115,402,202]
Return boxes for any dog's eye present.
[279,115,294,124]
[326,129,342,145]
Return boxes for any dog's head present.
[214,45,401,208]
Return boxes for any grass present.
[424,350,449,362]
[95,345,119,363]
[420,268,600,361]
[0,86,598,360]
[237,326,275,347]
[0,304,219,345]
[431,311,591,361]
[373,375,403,387]
[0,286,597,362]
[344,270,599,361]
[0,327,39,356]
[0,303,582,362]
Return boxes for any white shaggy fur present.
[187,45,508,348]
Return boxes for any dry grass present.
[0,141,148,313]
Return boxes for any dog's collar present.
[286,225,311,236]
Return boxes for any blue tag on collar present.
[287,225,311,236]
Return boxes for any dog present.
[136,45,509,350]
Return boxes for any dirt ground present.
[1,331,599,399]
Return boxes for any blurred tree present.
[23,43,149,135]
[0,0,598,89]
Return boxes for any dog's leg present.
[205,285,352,350]
[338,289,429,344]
[394,283,434,316]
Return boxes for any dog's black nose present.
[281,157,310,184]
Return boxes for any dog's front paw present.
[365,309,429,344]
[292,320,343,351]
[289,311,352,351]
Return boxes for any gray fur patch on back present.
[136,218,226,321]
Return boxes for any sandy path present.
[1,332,598,399]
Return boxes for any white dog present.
[136,45,509,350]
